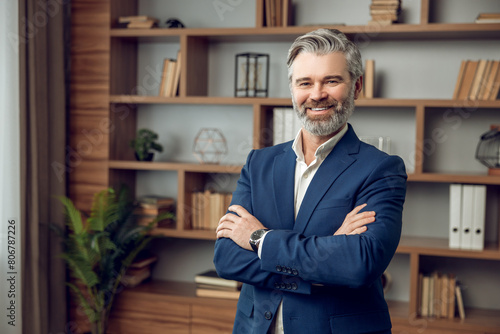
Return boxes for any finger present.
[349,226,367,235]
[228,205,249,217]
[216,220,232,234]
[346,203,367,218]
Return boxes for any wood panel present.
[191,303,237,334]
[70,0,111,211]
[184,36,209,96]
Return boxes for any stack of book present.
[191,190,232,231]
[417,272,464,320]
[452,60,500,100]
[118,15,159,29]
[134,195,175,228]
[159,50,182,97]
[475,13,500,24]
[195,270,242,299]
[368,0,401,26]
[122,254,158,288]
[264,0,293,27]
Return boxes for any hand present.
[216,205,266,251]
[334,203,375,236]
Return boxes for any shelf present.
[408,173,500,185]
[397,236,500,260]
[110,23,500,42]
[108,160,243,174]
[151,228,217,240]
[391,303,500,333]
[110,95,500,108]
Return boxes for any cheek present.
[292,90,308,105]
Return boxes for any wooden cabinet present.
[69,0,500,333]
[108,281,237,334]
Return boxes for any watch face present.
[251,229,266,241]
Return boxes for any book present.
[488,61,500,100]
[456,60,479,100]
[127,20,158,29]
[482,60,499,100]
[452,60,468,100]
[129,254,158,269]
[190,191,232,230]
[364,59,375,99]
[118,15,158,23]
[468,59,488,100]
[171,50,182,97]
[475,13,500,23]
[196,287,240,299]
[455,284,465,320]
[195,270,242,289]
[138,195,175,208]
[122,266,151,288]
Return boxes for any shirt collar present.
[292,124,348,163]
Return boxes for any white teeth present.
[311,107,327,111]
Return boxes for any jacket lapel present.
[272,145,296,230]
[294,125,360,234]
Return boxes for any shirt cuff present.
[257,230,271,259]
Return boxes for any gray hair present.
[287,28,363,84]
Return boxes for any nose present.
[309,83,327,101]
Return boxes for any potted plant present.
[54,187,174,334]
[130,128,163,161]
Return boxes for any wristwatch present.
[249,229,270,252]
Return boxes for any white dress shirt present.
[260,125,348,334]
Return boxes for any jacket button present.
[276,265,282,272]
[280,282,286,289]
[291,282,298,290]
[292,269,298,276]
[274,282,280,289]
[285,283,291,290]
[264,311,273,320]
[286,267,292,274]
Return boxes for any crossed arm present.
[216,203,376,251]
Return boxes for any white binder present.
[460,185,474,250]
[471,185,486,250]
[448,184,462,249]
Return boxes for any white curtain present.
[0,1,22,334]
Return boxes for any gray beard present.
[293,89,355,137]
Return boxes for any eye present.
[297,82,311,87]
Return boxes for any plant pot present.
[134,152,154,161]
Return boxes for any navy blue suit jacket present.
[214,124,407,334]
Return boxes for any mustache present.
[303,99,339,110]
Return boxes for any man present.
[214,28,407,334]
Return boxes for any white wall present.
[135,0,500,309]
[0,1,22,334]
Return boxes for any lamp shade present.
[475,126,500,169]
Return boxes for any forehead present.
[291,52,349,80]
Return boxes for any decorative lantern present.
[475,125,500,175]
[234,52,269,97]
[192,128,228,164]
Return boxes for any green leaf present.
[57,196,84,235]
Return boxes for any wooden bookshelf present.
[69,0,500,332]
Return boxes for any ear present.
[354,76,363,100]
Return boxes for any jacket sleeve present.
[213,150,313,294]
[259,155,407,289]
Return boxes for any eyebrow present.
[294,75,345,84]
